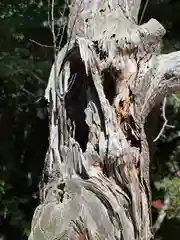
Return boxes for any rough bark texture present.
[28,1,180,240]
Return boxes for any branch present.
[139,0,149,24]
[141,51,180,122]
[153,97,174,142]
[139,18,166,45]
[172,93,180,103]
[29,39,53,48]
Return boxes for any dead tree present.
[28,1,180,239]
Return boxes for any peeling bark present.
[28,1,180,240]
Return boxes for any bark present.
[28,1,180,240]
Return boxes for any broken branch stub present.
[28,1,180,240]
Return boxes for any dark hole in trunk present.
[65,57,89,152]
[102,68,117,105]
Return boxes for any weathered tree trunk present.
[28,1,180,239]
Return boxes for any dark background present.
[0,0,180,239]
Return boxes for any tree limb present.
[141,51,180,122]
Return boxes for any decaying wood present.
[28,1,180,240]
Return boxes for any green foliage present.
[155,178,180,218]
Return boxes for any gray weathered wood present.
[28,1,180,239]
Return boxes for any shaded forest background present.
[0,0,180,239]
